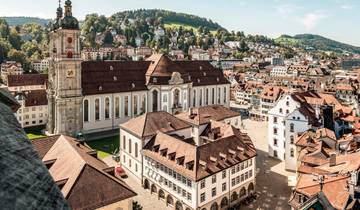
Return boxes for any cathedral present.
[47,0,231,136]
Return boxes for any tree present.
[0,38,11,63]
[0,19,10,39]
[9,28,22,50]
[21,41,41,58]
[8,49,30,71]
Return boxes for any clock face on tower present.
[66,69,75,78]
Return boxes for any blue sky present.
[0,0,359,46]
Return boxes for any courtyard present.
[102,118,293,210]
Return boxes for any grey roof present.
[0,89,70,210]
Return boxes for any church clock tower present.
[47,0,83,136]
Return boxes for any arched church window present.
[133,95,138,116]
[152,90,158,112]
[83,99,89,122]
[205,88,209,105]
[105,98,110,119]
[115,97,120,118]
[173,89,180,108]
[193,90,196,107]
[95,99,100,120]
[140,95,146,114]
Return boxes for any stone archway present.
[151,184,157,194]
[210,202,218,210]
[158,189,165,200]
[248,182,255,195]
[166,195,174,206]
[231,192,238,202]
[239,187,246,198]
[143,179,150,189]
[175,201,183,210]
[220,197,229,209]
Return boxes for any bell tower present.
[47,0,83,136]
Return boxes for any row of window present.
[122,136,139,158]
[231,159,253,175]
[192,87,227,107]
[145,156,192,188]
[123,155,138,172]
[200,183,227,203]
[18,113,47,121]
[84,95,146,122]
[163,177,192,201]
[231,170,253,187]
[18,106,44,114]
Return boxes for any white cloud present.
[300,13,326,30]
[276,4,301,18]
[341,4,353,10]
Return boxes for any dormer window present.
[113,76,117,81]
[203,72,207,76]
[132,83,136,89]
[168,153,176,161]
[199,66,203,70]
[197,79,201,83]
[110,65,114,71]
[98,86,102,91]
[186,161,194,170]
[153,77,157,83]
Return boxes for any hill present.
[0,17,51,26]
[275,34,360,54]
[110,9,224,31]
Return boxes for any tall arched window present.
[133,95,138,115]
[218,88,221,104]
[115,97,120,118]
[173,89,180,108]
[205,88,209,105]
[83,99,89,122]
[95,99,100,120]
[223,87,227,103]
[124,96,129,117]
[140,95,146,114]
[152,90,158,112]
[105,98,110,119]
[212,88,215,104]
[135,142,138,158]
[200,89,203,106]
[193,90,196,107]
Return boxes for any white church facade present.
[46,1,230,136]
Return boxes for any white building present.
[1,61,23,85]
[267,91,343,171]
[270,66,288,77]
[119,108,255,210]
[14,90,48,128]
[32,59,50,73]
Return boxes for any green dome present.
[60,16,79,30]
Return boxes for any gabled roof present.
[143,121,256,181]
[81,60,150,95]
[120,111,191,139]
[7,74,48,87]
[176,105,240,126]
[32,135,136,209]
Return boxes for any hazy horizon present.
[0,0,359,46]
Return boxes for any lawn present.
[86,135,120,159]
[164,22,217,35]
[24,126,47,140]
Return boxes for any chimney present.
[329,152,336,167]
[188,107,194,117]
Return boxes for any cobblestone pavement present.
[103,119,294,210]
[241,119,293,210]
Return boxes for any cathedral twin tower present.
[47,0,83,136]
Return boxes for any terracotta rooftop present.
[143,121,256,181]
[176,105,240,126]
[31,135,136,210]
[120,111,191,139]
[7,74,48,87]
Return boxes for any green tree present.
[9,28,22,50]
[21,41,41,58]
[0,19,10,39]
[8,49,30,71]
[0,38,11,62]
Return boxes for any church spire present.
[56,0,63,19]
[64,0,73,17]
